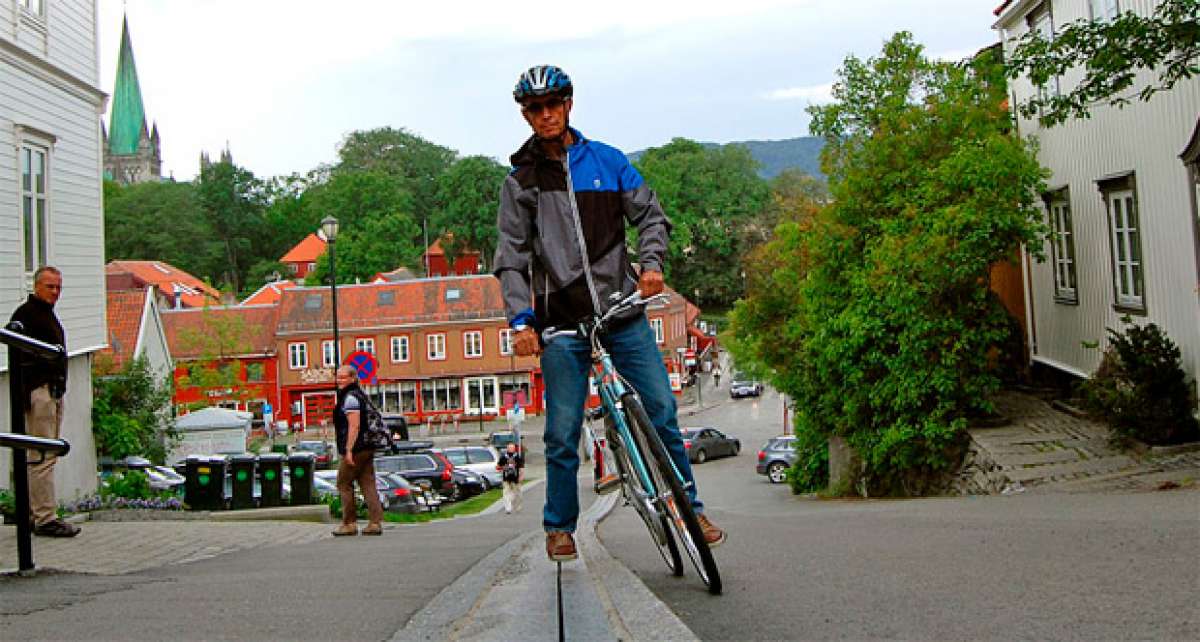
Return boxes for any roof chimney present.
[172,283,182,309]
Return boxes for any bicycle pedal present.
[593,474,621,495]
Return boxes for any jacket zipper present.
[564,152,602,315]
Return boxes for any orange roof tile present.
[276,275,506,335]
[425,235,479,258]
[98,289,149,371]
[280,233,327,263]
[105,260,221,309]
[162,304,280,360]
[240,280,298,306]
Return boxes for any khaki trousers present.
[25,385,63,526]
[336,454,383,527]
[502,480,522,513]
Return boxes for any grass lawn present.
[383,487,503,523]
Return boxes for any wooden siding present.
[1,0,105,371]
[999,0,1200,381]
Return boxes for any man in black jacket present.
[8,266,78,537]
[332,365,383,536]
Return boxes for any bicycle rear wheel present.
[606,416,683,576]
[623,393,722,594]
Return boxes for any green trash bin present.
[230,454,257,510]
[185,455,226,511]
[288,452,316,505]
[258,453,285,507]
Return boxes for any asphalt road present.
[598,384,1200,640]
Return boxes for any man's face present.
[521,95,572,140]
[33,271,62,306]
[335,368,356,389]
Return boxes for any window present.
[421,378,462,411]
[1106,189,1145,310]
[307,262,316,273]
[499,374,530,409]
[650,317,665,344]
[20,144,49,276]
[1027,4,1060,113]
[245,362,265,383]
[18,0,43,17]
[1089,0,1119,20]
[427,333,446,361]
[499,329,514,356]
[288,342,308,369]
[464,331,483,358]
[1048,196,1078,303]
[322,340,337,367]
[355,337,375,355]
[390,335,410,363]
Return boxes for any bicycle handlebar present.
[541,291,669,344]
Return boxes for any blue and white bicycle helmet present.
[513,65,573,102]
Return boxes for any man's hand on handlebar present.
[638,269,664,297]
[514,328,541,356]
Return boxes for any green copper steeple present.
[107,14,147,156]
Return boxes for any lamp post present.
[321,216,340,367]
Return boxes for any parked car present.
[313,470,390,510]
[756,436,797,483]
[375,472,422,513]
[486,430,521,452]
[729,373,763,399]
[146,465,186,493]
[450,468,487,501]
[680,427,740,464]
[293,441,334,469]
[440,446,502,488]
[98,456,185,493]
[373,452,456,499]
[383,414,410,442]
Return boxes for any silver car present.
[755,436,796,483]
[441,446,503,488]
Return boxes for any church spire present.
[107,14,147,156]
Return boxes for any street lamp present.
[321,216,340,366]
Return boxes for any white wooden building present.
[994,0,1200,385]
[0,0,106,499]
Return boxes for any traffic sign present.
[345,350,379,385]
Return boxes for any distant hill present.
[630,137,825,181]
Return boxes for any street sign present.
[345,350,379,385]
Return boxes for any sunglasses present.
[522,97,567,115]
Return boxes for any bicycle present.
[544,291,722,595]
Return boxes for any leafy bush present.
[320,492,366,519]
[92,356,176,462]
[1079,321,1200,446]
[0,488,14,517]
[100,470,154,500]
[787,425,829,494]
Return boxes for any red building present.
[105,260,222,309]
[424,236,481,277]
[162,304,281,431]
[279,233,327,280]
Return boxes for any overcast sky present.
[98,1,1001,181]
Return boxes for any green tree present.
[196,160,268,294]
[92,356,176,462]
[176,309,256,411]
[635,139,771,308]
[335,127,457,237]
[103,179,221,279]
[1006,0,1200,126]
[430,155,508,271]
[729,34,1047,495]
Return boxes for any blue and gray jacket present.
[493,128,671,332]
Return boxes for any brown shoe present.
[545,531,578,561]
[696,513,726,548]
[593,473,621,495]
[362,523,383,536]
[33,519,80,538]
[332,524,358,537]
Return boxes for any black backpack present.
[352,390,391,451]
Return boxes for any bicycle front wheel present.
[607,416,683,576]
[622,394,722,595]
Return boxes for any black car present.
[680,427,741,464]
[383,414,410,442]
[293,440,334,469]
[375,472,422,513]
[373,452,456,498]
[450,468,487,502]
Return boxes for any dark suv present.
[373,452,456,498]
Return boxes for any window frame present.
[427,333,447,361]
[1097,172,1146,314]
[354,337,376,356]
[390,335,411,363]
[1045,190,1079,304]
[499,329,514,356]
[322,340,337,368]
[650,317,665,344]
[18,138,52,282]
[463,330,484,359]
[1089,0,1119,21]
[288,342,309,370]
[18,0,45,19]
[1026,3,1061,117]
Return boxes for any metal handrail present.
[0,323,67,360]
[0,433,70,458]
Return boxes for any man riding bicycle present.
[493,64,726,562]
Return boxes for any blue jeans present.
[541,315,702,533]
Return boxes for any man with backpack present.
[496,443,524,514]
[332,365,384,536]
